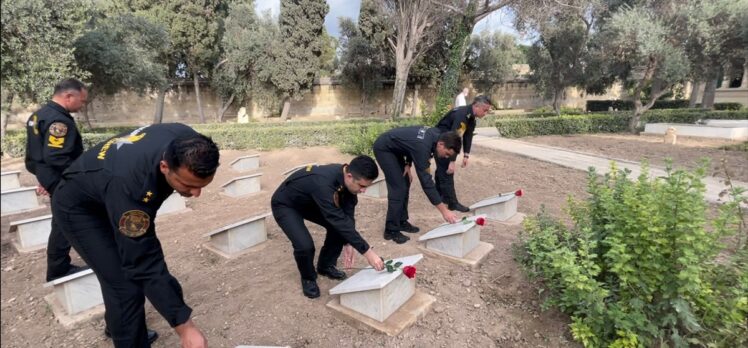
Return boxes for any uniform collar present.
[138,146,172,204]
[47,101,73,119]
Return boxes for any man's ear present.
[159,160,169,174]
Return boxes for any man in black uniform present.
[373,127,461,244]
[53,123,217,348]
[434,95,492,212]
[24,78,88,281]
[272,156,386,298]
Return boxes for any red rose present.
[515,189,523,197]
[475,217,486,226]
[403,266,416,279]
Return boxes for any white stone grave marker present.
[418,220,480,258]
[470,191,520,222]
[157,193,189,216]
[44,269,104,316]
[203,212,271,258]
[230,154,261,172]
[1,171,21,190]
[221,173,262,197]
[362,177,387,198]
[281,163,317,177]
[1,187,41,215]
[9,214,52,252]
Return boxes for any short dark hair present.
[438,131,462,153]
[472,95,492,107]
[53,79,87,95]
[348,155,379,180]
[164,134,220,179]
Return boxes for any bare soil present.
[4,133,737,347]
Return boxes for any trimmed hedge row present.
[586,99,693,111]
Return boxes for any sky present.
[254,0,528,43]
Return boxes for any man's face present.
[471,102,491,118]
[64,89,88,113]
[343,172,372,194]
[435,142,456,159]
[160,162,214,198]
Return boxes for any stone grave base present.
[219,191,261,199]
[1,205,47,217]
[326,290,435,336]
[12,240,45,253]
[44,293,105,329]
[488,212,526,226]
[202,239,269,259]
[418,241,494,269]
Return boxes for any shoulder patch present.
[48,122,68,137]
[458,122,467,136]
[118,210,151,238]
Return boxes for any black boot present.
[104,327,159,344]
[448,202,470,212]
[384,230,410,244]
[317,266,347,280]
[400,221,420,233]
[301,279,320,298]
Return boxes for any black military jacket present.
[273,164,371,254]
[373,126,444,206]
[436,105,476,155]
[63,123,200,327]
[25,101,83,194]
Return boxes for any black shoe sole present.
[384,234,409,244]
[317,271,347,280]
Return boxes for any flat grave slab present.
[230,154,261,172]
[203,212,271,258]
[281,163,317,177]
[157,193,190,216]
[9,214,52,252]
[470,194,518,222]
[1,170,21,190]
[43,269,105,328]
[327,290,435,336]
[361,177,387,199]
[1,187,43,216]
[221,173,262,198]
[644,123,748,141]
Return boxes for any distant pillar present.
[741,64,747,88]
[720,74,731,89]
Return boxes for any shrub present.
[714,102,744,111]
[515,163,747,347]
[494,114,629,138]
[586,99,690,112]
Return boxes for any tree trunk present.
[433,14,473,123]
[1,93,14,138]
[702,78,718,109]
[193,72,205,123]
[630,99,644,133]
[390,68,409,120]
[153,86,167,124]
[80,101,93,130]
[552,88,563,115]
[688,81,702,108]
[280,98,291,121]
[411,84,419,117]
[217,93,235,123]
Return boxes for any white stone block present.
[470,194,518,221]
[9,214,52,252]
[643,123,748,141]
[1,171,21,190]
[157,193,188,216]
[330,254,422,322]
[362,177,387,198]
[418,220,480,258]
[221,173,262,197]
[281,163,317,177]
[44,269,104,316]
[230,154,260,172]
[204,213,271,258]
[1,187,41,215]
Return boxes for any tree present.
[318,29,339,77]
[464,31,522,94]
[270,0,329,120]
[74,14,170,126]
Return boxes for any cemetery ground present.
[1,134,745,348]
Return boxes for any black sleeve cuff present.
[168,305,193,328]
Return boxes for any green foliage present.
[587,100,692,112]
[465,31,522,90]
[1,0,92,104]
[713,102,744,111]
[516,164,748,347]
[74,14,170,96]
[532,106,584,115]
[719,141,748,152]
[337,17,391,101]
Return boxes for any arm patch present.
[118,210,151,238]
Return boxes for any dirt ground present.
[1,133,740,347]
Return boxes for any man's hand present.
[364,248,384,271]
[36,185,49,196]
[461,156,469,168]
[447,161,456,175]
[175,320,207,348]
[436,203,458,223]
[342,244,355,269]
[403,164,413,184]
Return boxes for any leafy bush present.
[515,164,747,347]
[587,99,690,112]
[713,102,744,111]
[495,114,629,137]
[531,106,585,115]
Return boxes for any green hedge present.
[714,102,745,111]
[587,99,691,111]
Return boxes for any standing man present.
[373,126,461,244]
[272,156,386,299]
[454,87,469,107]
[25,78,88,281]
[434,95,492,212]
[53,123,217,348]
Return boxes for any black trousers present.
[373,148,411,232]
[434,155,459,204]
[52,177,151,348]
[46,211,73,281]
[271,192,346,281]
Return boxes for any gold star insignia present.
[142,197,150,203]
[146,191,153,197]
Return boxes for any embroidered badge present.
[48,135,65,148]
[306,165,314,172]
[118,210,150,238]
[142,191,153,203]
[48,122,68,137]
[417,126,427,140]
[458,122,467,136]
